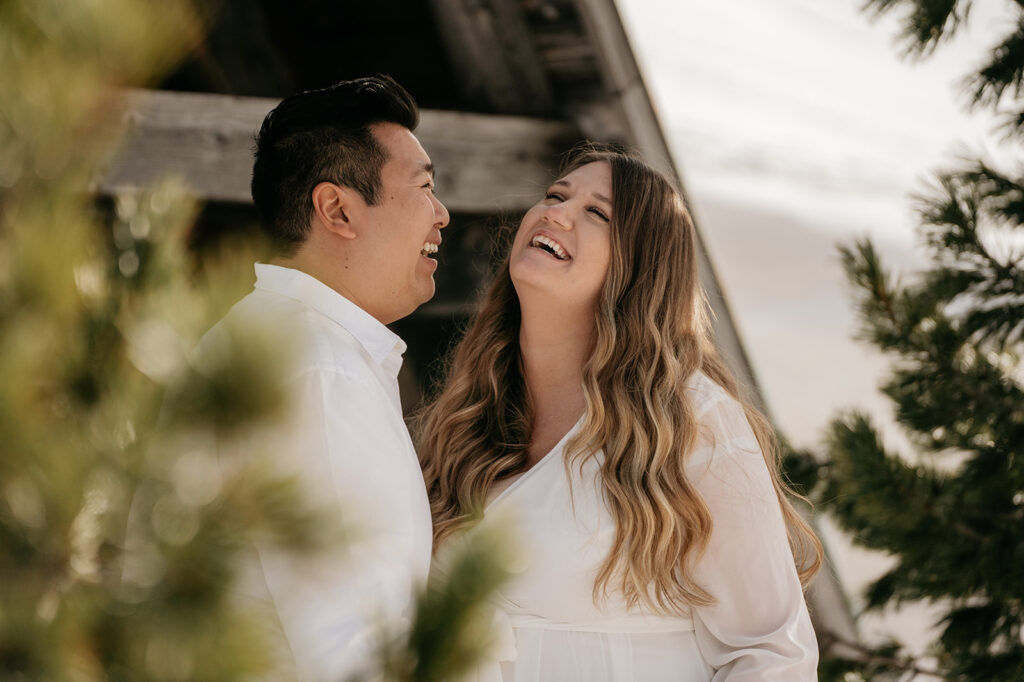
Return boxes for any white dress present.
[482,372,818,681]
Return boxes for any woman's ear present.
[311,181,361,239]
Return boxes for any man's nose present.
[434,194,450,229]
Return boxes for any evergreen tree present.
[0,1,510,679]
[788,1,1024,679]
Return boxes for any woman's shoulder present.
[683,371,762,467]
[683,370,733,416]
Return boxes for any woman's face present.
[509,161,613,311]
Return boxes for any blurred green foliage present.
[365,520,516,682]
[0,1,332,678]
[0,0,511,679]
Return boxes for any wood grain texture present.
[98,89,578,212]
[428,0,555,115]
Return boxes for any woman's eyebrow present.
[553,179,611,206]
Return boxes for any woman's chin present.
[517,287,602,323]
[511,268,558,298]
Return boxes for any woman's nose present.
[542,203,573,230]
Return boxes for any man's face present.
[360,122,450,322]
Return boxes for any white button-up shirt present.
[197,263,433,680]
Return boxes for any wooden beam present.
[427,0,555,115]
[97,89,578,213]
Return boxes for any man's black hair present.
[251,75,419,254]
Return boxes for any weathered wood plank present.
[97,89,579,212]
[428,0,555,116]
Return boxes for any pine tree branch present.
[839,239,908,351]
[962,17,1024,109]
[914,162,1024,346]
[781,442,830,497]
[818,627,946,679]
[820,413,948,549]
[817,407,1022,607]
[882,324,1024,452]
[1000,106,1024,137]
[837,2,1024,677]
[862,0,970,57]
[918,172,1002,271]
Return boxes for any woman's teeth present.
[530,235,569,260]
[420,242,438,257]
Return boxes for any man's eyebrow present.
[413,161,435,178]
[553,179,611,205]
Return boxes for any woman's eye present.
[589,207,610,222]
[545,192,564,201]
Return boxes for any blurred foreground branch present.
[0,1,511,679]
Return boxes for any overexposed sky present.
[613,0,1015,449]
[618,0,1010,246]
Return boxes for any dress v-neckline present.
[486,416,584,510]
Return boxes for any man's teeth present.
[530,235,569,260]
[420,242,438,256]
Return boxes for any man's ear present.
[311,182,361,239]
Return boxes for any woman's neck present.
[518,305,594,462]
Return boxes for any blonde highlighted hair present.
[417,145,822,614]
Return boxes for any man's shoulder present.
[199,288,374,382]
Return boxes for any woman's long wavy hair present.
[416,145,822,614]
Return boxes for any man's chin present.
[417,283,436,309]
[392,283,435,321]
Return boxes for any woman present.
[417,145,823,680]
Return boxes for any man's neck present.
[271,250,384,324]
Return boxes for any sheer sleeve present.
[687,382,818,680]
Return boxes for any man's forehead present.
[371,122,432,171]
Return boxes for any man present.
[199,75,449,679]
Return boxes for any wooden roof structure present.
[98,0,857,654]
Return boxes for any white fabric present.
[197,263,433,681]
[482,371,818,681]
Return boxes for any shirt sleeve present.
[688,389,819,680]
[250,367,423,682]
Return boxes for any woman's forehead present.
[556,161,612,201]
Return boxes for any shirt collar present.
[253,263,407,370]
